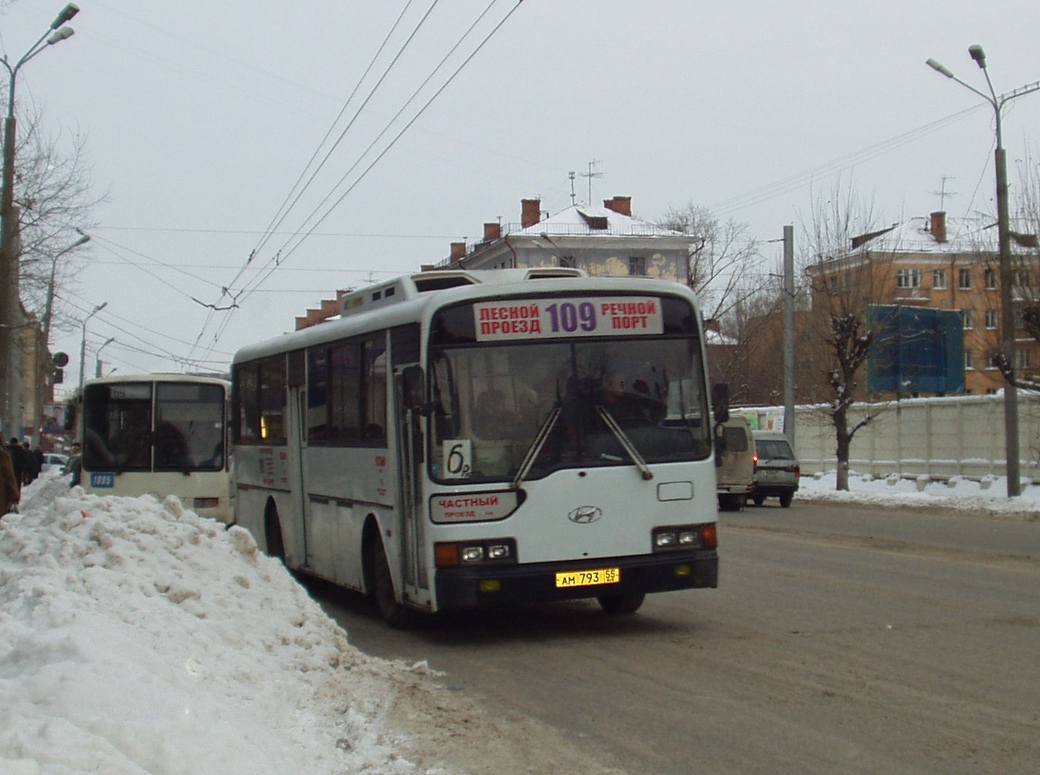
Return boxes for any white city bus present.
[75,374,233,523]
[232,269,719,625]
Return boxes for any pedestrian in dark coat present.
[6,438,26,488]
[0,445,18,515]
[24,441,41,483]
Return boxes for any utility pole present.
[783,225,796,450]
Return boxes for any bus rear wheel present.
[367,534,417,629]
[264,503,286,563]
[597,592,645,614]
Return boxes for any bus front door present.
[395,365,427,596]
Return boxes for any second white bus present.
[76,373,233,523]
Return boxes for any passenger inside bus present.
[598,366,664,426]
[155,422,193,470]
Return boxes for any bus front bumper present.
[434,549,718,611]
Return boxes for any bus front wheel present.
[367,533,416,629]
[597,592,645,614]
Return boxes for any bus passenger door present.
[285,383,309,568]
[395,365,427,594]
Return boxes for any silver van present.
[751,430,800,508]
[716,415,755,511]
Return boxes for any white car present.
[41,453,70,474]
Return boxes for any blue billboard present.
[868,305,965,394]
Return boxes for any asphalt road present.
[312,501,1040,774]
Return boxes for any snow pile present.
[0,474,438,775]
[799,470,1040,519]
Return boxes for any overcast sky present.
[4,0,1040,394]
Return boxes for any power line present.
[709,103,989,216]
[190,1,525,368]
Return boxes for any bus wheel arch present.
[362,517,415,628]
[264,498,286,562]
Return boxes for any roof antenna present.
[568,171,577,205]
[580,159,604,205]
[934,176,958,211]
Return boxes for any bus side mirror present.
[711,383,730,424]
[402,366,425,410]
[714,422,727,467]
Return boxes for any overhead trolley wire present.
[245,0,430,267]
[188,0,525,368]
[709,103,990,216]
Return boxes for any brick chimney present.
[450,242,467,261]
[521,198,541,228]
[483,222,501,242]
[930,211,947,243]
[603,196,632,216]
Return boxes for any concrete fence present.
[741,392,1040,482]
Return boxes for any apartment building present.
[805,211,1040,396]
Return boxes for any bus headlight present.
[435,538,517,567]
[652,524,716,552]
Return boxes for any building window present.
[933,268,947,289]
[958,268,972,290]
[628,256,646,276]
[828,274,851,294]
[985,309,999,329]
[962,309,973,329]
[896,268,922,289]
[965,349,974,369]
[1017,348,1032,370]
[984,268,997,290]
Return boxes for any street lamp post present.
[0,3,79,440]
[927,47,1040,498]
[31,232,90,445]
[95,337,115,378]
[78,301,107,397]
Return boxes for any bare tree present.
[14,109,101,334]
[656,203,760,323]
[800,183,889,491]
[993,151,1040,390]
[656,204,764,401]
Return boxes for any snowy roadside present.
[0,474,452,775]
[797,470,1040,520]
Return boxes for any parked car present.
[41,452,69,474]
[716,415,755,511]
[751,430,800,508]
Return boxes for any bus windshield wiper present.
[511,407,561,489]
[596,406,654,480]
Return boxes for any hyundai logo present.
[567,505,602,524]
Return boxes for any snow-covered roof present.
[851,215,1035,256]
[514,204,685,238]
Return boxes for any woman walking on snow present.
[0,444,18,515]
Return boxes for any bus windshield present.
[82,381,226,473]
[429,336,710,483]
